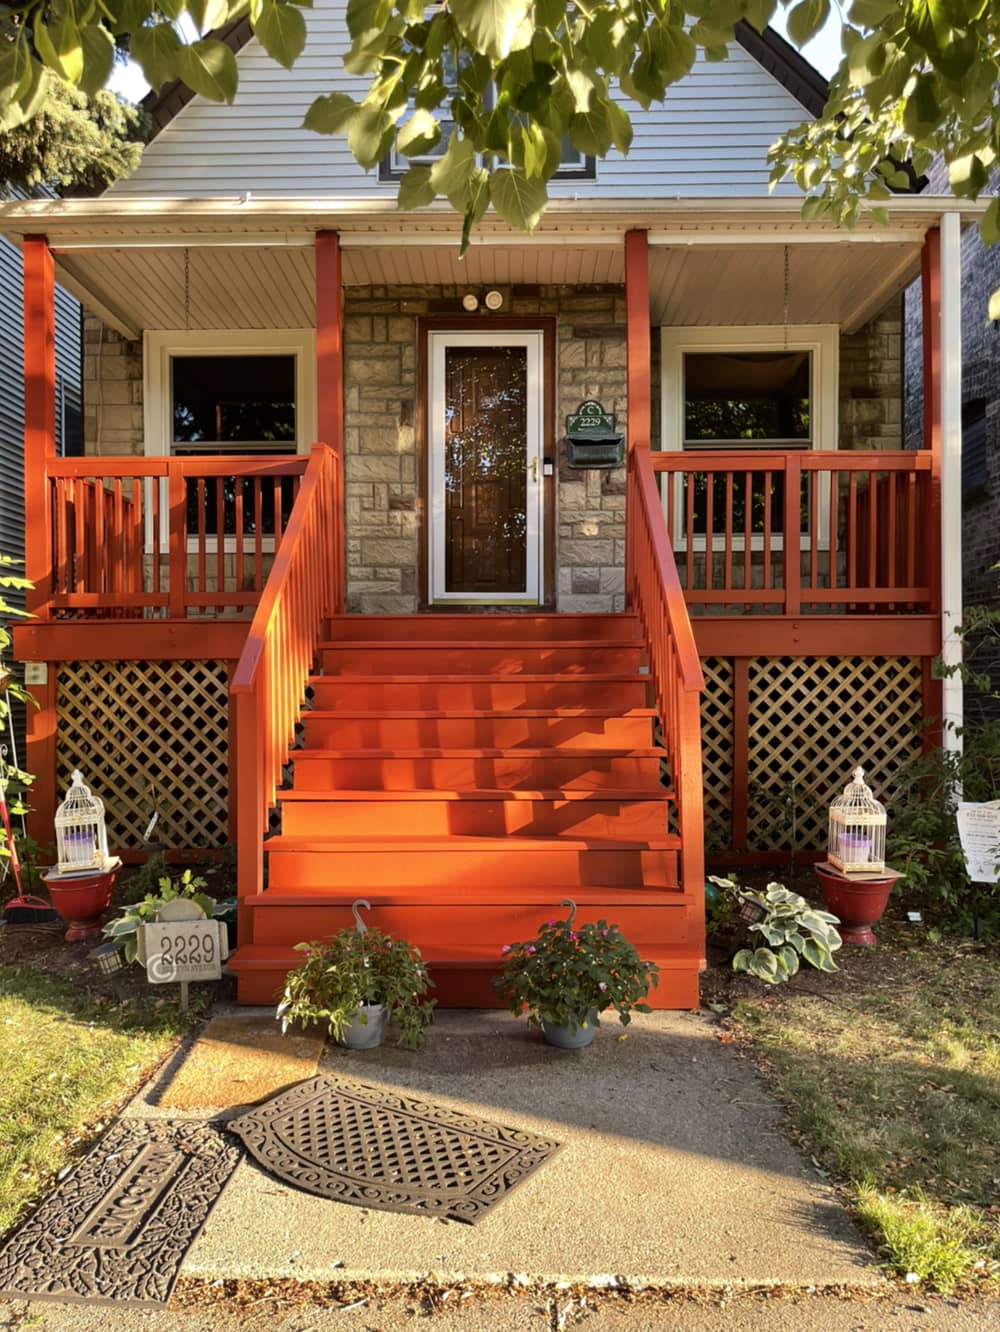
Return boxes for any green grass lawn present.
[729,936,1000,1293]
[0,963,198,1237]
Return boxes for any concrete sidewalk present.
[125,1007,878,1292]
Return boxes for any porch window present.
[144,330,316,542]
[683,351,811,448]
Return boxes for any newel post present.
[21,235,58,844]
[315,232,345,613]
[625,231,651,610]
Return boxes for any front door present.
[428,331,544,604]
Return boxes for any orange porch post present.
[921,227,944,749]
[625,229,651,451]
[315,230,345,613]
[21,235,58,843]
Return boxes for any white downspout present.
[939,210,963,750]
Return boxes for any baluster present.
[254,478,264,590]
[197,478,207,596]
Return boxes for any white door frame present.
[427,329,544,605]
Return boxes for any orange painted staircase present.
[229,613,705,1008]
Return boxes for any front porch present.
[3,197,966,1002]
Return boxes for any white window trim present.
[659,324,839,553]
[143,329,317,553]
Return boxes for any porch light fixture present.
[461,293,479,312]
[54,769,112,875]
[484,289,504,310]
[827,766,887,875]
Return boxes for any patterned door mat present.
[0,1120,241,1308]
[228,1074,561,1225]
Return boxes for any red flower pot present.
[42,866,120,943]
[813,864,895,947]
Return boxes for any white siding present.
[114,5,810,199]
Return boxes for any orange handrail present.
[626,442,705,905]
[230,444,342,925]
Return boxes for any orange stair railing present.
[230,444,342,930]
[626,442,706,902]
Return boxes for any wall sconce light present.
[461,293,479,312]
[484,290,504,311]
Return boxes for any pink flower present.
[526,945,536,955]
[570,932,578,942]
[599,982,607,992]
[547,918,556,926]
[501,944,511,955]
[602,929,609,937]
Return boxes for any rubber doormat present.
[228,1074,561,1225]
[0,1120,240,1307]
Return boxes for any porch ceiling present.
[49,236,920,339]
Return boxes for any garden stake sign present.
[139,898,227,1011]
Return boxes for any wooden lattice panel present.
[56,660,229,849]
[700,657,734,851]
[745,656,923,850]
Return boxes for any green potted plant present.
[493,902,659,1049]
[276,926,435,1051]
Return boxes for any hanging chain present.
[782,243,790,350]
[183,246,191,331]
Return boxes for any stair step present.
[264,834,681,891]
[229,941,702,1009]
[301,708,656,749]
[307,674,651,710]
[325,613,640,642]
[318,642,644,675]
[278,788,672,838]
[288,748,665,791]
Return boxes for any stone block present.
[361,537,416,568]
[349,455,401,483]
[572,567,601,594]
[559,539,615,567]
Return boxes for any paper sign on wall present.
[956,801,1000,884]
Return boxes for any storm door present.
[428,331,543,604]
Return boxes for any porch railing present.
[626,443,705,903]
[45,455,308,618]
[230,444,342,923]
[652,450,935,614]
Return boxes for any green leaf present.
[348,103,395,169]
[787,0,830,48]
[449,0,533,61]
[489,166,547,233]
[303,91,357,135]
[520,122,548,179]
[947,151,987,199]
[903,73,940,139]
[398,164,435,210]
[255,0,308,70]
[429,134,477,204]
[981,198,1000,247]
[732,948,753,974]
[176,39,239,103]
[568,102,611,157]
[79,25,116,98]
[131,23,182,88]
[397,108,440,159]
[50,14,85,85]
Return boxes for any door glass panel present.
[444,346,528,595]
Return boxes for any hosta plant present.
[277,927,435,1050]
[102,867,215,964]
[493,912,658,1032]
[731,882,842,986]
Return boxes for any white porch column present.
[939,209,963,749]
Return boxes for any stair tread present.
[245,886,686,905]
[320,639,644,649]
[278,787,674,802]
[304,708,657,719]
[265,833,681,852]
[292,747,664,759]
[230,941,699,971]
[309,673,649,684]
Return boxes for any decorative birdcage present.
[827,766,886,875]
[54,769,111,875]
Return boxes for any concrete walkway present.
[124,1007,877,1292]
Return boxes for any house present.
[0,10,972,1007]
[0,225,80,758]
[903,160,1000,719]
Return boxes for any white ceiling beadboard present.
[112,1,812,201]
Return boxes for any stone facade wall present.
[82,315,144,455]
[837,295,903,450]
[342,283,630,614]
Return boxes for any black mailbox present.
[565,400,625,468]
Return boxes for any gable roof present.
[140,19,828,145]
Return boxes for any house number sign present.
[142,920,226,985]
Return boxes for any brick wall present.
[82,316,144,455]
[838,295,903,450]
